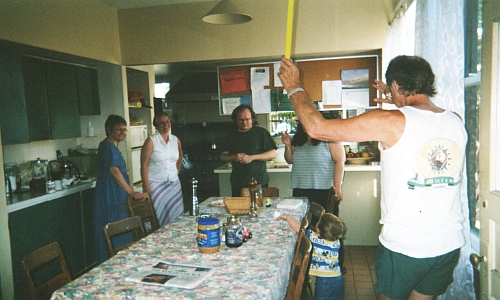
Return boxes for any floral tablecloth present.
[52,197,308,300]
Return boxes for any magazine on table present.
[125,262,216,289]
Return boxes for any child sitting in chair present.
[278,212,345,300]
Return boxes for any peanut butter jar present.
[197,217,220,253]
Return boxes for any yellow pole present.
[285,0,295,59]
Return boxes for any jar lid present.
[197,217,219,225]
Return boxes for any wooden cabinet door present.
[0,47,39,144]
[21,55,51,142]
[46,61,81,139]
[76,65,100,116]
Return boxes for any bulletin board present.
[217,54,379,115]
[218,62,279,115]
[297,56,379,107]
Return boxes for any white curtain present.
[381,1,415,110]
[386,0,475,299]
[414,1,474,298]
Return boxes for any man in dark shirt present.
[220,104,277,196]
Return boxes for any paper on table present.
[276,199,302,209]
[126,262,215,289]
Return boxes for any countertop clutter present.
[6,180,96,213]
[214,163,381,174]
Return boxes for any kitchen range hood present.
[166,72,219,103]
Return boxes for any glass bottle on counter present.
[191,178,199,216]
[4,163,20,193]
[29,158,48,191]
[248,178,259,219]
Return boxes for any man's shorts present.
[374,243,460,299]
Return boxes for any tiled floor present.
[343,245,378,300]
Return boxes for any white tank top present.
[148,133,179,182]
[379,106,467,258]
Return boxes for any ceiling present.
[101,0,213,10]
[102,0,241,81]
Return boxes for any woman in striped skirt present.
[141,113,184,226]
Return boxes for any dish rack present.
[224,197,250,215]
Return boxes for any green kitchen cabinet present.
[9,188,97,300]
[45,60,82,139]
[0,42,102,144]
[76,65,101,116]
[20,55,52,141]
[0,47,49,144]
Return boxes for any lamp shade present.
[202,0,252,25]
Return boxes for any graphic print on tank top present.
[407,138,464,189]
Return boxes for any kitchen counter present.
[6,180,96,213]
[214,163,381,173]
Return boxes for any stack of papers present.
[276,199,303,209]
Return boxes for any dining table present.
[51,196,309,300]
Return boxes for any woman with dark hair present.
[93,114,144,263]
[141,112,184,226]
[282,122,345,209]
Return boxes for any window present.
[464,0,483,228]
[154,82,170,99]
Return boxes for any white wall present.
[118,0,390,65]
[0,0,121,64]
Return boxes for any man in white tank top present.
[279,55,467,300]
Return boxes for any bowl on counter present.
[346,157,373,165]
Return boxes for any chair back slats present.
[103,216,145,258]
[293,217,309,257]
[307,202,325,231]
[285,234,313,300]
[326,186,337,214]
[262,187,279,197]
[21,241,72,300]
[127,195,160,235]
[240,187,280,197]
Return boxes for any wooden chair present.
[20,241,72,300]
[307,201,325,231]
[240,187,279,197]
[262,187,279,197]
[326,186,338,215]
[293,217,309,257]
[285,233,313,300]
[126,194,160,235]
[103,216,145,258]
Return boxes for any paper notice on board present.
[220,71,247,94]
[222,97,241,114]
[273,62,283,87]
[341,89,369,108]
[251,67,271,113]
[322,80,342,105]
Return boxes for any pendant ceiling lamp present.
[202,0,252,25]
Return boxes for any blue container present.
[197,217,220,253]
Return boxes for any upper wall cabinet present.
[76,66,100,116]
[44,59,82,139]
[0,44,101,144]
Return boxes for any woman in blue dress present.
[93,115,144,263]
